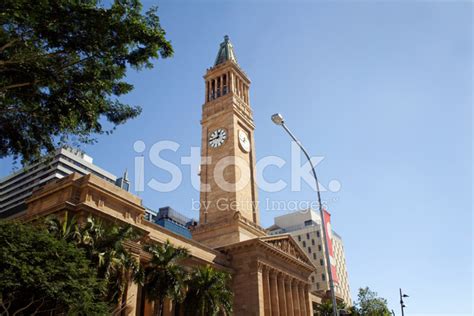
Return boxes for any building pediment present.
[260,234,314,268]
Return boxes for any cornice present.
[204,61,251,84]
[79,179,145,214]
[218,236,316,274]
[192,211,266,237]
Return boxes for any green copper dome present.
[214,35,238,66]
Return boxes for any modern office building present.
[115,169,130,192]
[144,207,158,222]
[0,146,196,238]
[0,147,119,218]
[268,209,352,307]
[153,206,197,239]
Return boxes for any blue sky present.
[1,0,472,314]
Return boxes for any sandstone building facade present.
[268,210,352,306]
[13,36,346,315]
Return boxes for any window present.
[298,235,301,241]
[306,233,310,239]
[304,219,312,226]
[317,231,320,238]
[320,259,324,266]
[313,253,317,260]
[308,247,312,253]
[311,276,315,282]
[311,239,315,246]
[318,245,322,251]
[303,241,306,247]
[316,282,320,289]
[322,273,326,281]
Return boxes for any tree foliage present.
[143,242,234,316]
[0,0,173,163]
[144,240,190,316]
[315,287,391,316]
[45,213,144,306]
[314,298,346,316]
[184,265,233,316]
[2,215,234,315]
[0,220,108,315]
[351,287,391,316]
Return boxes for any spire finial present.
[214,35,237,66]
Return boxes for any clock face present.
[238,130,250,153]
[209,128,227,148]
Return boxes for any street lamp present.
[271,113,339,316]
[399,288,409,316]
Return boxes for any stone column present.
[136,284,144,316]
[263,267,272,316]
[163,298,173,316]
[234,76,238,96]
[143,299,154,316]
[237,77,241,97]
[270,270,280,315]
[220,75,224,95]
[277,273,287,315]
[285,277,294,316]
[124,253,140,315]
[236,77,240,96]
[299,282,307,316]
[257,263,265,316]
[305,285,312,316]
[292,279,300,316]
[211,79,215,100]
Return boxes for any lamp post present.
[271,113,338,316]
[399,288,409,316]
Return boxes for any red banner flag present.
[323,209,339,284]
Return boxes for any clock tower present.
[192,36,266,248]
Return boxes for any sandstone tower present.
[193,36,266,247]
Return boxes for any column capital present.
[263,264,272,275]
[270,268,279,278]
[124,240,142,257]
[291,278,299,288]
[298,280,306,290]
